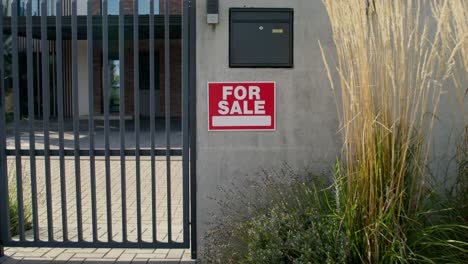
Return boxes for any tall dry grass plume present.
[321,0,464,262]
[446,0,468,225]
[434,0,467,117]
[448,0,467,75]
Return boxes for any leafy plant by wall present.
[203,168,348,264]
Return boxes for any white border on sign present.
[207,81,277,132]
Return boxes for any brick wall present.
[160,0,183,15]
[91,0,182,118]
[92,0,101,15]
[160,40,182,117]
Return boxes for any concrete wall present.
[195,0,467,259]
[196,0,340,257]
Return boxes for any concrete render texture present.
[196,0,341,258]
[195,0,467,260]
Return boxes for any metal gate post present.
[0,0,7,258]
[189,0,198,259]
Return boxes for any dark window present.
[139,53,160,91]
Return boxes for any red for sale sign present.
[208,82,276,131]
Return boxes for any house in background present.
[2,0,183,120]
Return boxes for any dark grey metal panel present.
[56,0,69,243]
[134,0,143,244]
[71,0,83,242]
[5,149,183,157]
[27,0,40,242]
[102,0,113,242]
[189,0,198,258]
[118,0,128,243]
[87,0,98,243]
[207,0,218,14]
[182,0,190,246]
[12,0,26,242]
[229,8,294,68]
[4,240,188,249]
[164,0,173,243]
[41,0,54,241]
[149,0,157,243]
[0,0,10,251]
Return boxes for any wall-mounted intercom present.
[207,0,219,24]
[229,8,294,68]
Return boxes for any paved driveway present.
[5,118,182,150]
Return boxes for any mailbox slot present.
[229,8,294,68]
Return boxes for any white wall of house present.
[77,1,87,16]
[77,40,89,117]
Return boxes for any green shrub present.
[204,167,347,264]
[407,132,468,263]
[205,161,468,263]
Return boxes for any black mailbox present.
[229,8,294,68]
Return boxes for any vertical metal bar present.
[182,0,190,246]
[102,0,113,242]
[134,0,143,244]
[87,0,98,243]
[51,45,56,117]
[71,0,83,242]
[149,0,157,243]
[27,0,39,242]
[0,1,9,249]
[12,0,25,241]
[118,0,127,243]
[41,0,54,241]
[55,0,68,241]
[189,0,198,258]
[36,39,40,117]
[56,0,68,242]
[0,0,10,253]
[164,0,173,242]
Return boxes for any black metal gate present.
[0,0,196,258]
